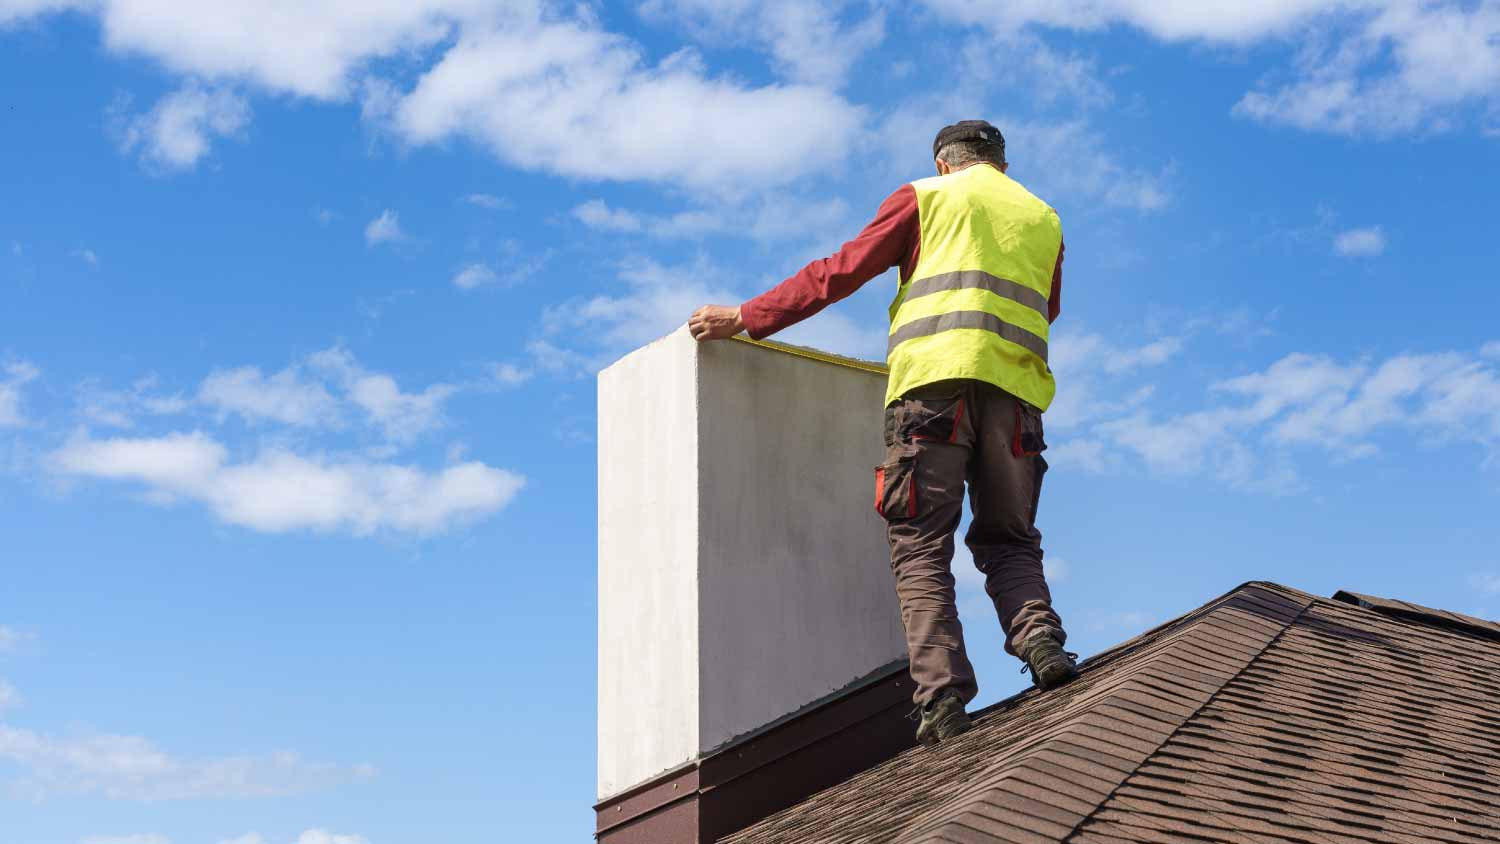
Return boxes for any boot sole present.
[917,712,973,746]
[1035,663,1078,691]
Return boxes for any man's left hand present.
[688,305,745,342]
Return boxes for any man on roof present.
[689,120,1077,746]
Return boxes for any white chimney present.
[596,328,910,840]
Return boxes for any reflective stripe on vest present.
[885,165,1062,410]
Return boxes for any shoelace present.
[1020,651,1079,675]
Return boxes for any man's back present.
[885,164,1062,410]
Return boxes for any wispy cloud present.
[0,361,40,427]
[363,209,403,246]
[1051,338,1500,491]
[462,193,507,210]
[0,680,20,714]
[0,723,376,800]
[640,0,885,87]
[572,194,851,244]
[115,83,250,172]
[1470,573,1500,595]
[196,347,458,443]
[489,362,532,388]
[198,366,341,429]
[78,377,190,429]
[1333,226,1386,257]
[308,347,457,444]
[452,263,498,290]
[0,625,28,651]
[295,832,367,844]
[914,1,1500,139]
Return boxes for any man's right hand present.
[688,305,745,342]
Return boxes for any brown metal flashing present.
[701,667,912,787]
[595,765,700,835]
[1332,589,1500,643]
[596,662,916,844]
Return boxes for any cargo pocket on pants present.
[875,458,918,521]
[1012,401,1047,458]
[1028,455,1048,527]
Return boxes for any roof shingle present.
[722,582,1500,844]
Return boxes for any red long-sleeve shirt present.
[740,175,1064,341]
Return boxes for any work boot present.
[914,688,971,746]
[1019,630,1078,690]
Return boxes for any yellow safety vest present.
[886,164,1062,410]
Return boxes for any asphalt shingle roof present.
[722,582,1500,844]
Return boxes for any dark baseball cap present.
[933,120,1006,159]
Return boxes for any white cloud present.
[574,194,851,244]
[573,200,643,233]
[198,366,341,428]
[1471,573,1500,595]
[0,625,24,650]
[462,192,507,209]
[117,83,249,171]
[920,0,1344,42]
[87,346,462,448]
[452,263,498,290]
[489,362,532,387]
[9,3,860,192]
[915,1,1500,138]
[1234,4,1500,136]
[389,19,864,194]
[216,835,264,844]
[0,680,19,713]
[1014,119,1170,211]
[0,360,40,427]
[639,0,886,87]
[544,256,742,356]
[364,209,403,245]
[0,0,77,28]
[1333,226,1386,257]
[79,376,190,428]
[51,431,522,536]
[61,2,464,100]
[773,307,888,362]
[82,836,170,844]
[876,99,1170,211]
[1061,343,1500,490]
[308,347,456,443]
[0,723,376,800]
[296,831,367,844]
[1045,331,1178,430]
[1044,557,1069,583]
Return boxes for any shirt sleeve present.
[739,185,920,341]
[1048,239,1064,324]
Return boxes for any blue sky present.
[2,1,1499,842]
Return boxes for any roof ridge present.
[886,583,1315,844]
[1331,589,1500,643]
[1059,585,1318,842]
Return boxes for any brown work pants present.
[875,378,1065,707]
